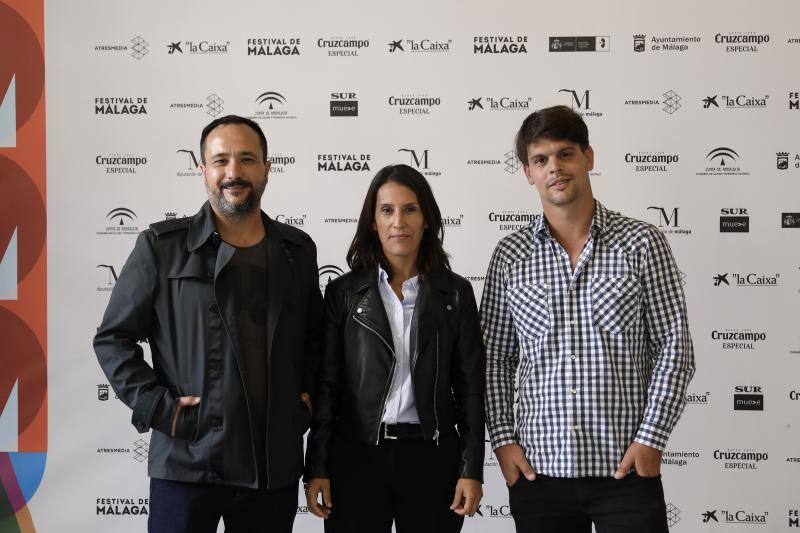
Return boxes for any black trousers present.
[148,477,297,533]
[324,432,464,533]
[508,474,669,533]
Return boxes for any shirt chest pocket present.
[506,283,550,340]
[591,277,641,334]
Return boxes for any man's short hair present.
[515,105,590,165]
[200,115,269,163]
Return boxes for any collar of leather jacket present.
[346,267,453,355]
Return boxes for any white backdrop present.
[35,0,800,531]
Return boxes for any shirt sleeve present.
[481,242,520,450]
[634,227,696,450]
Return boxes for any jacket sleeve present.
[301,240,324,399]
[304,281,345,481]
[451,280,486,481]
[93,231,178,435]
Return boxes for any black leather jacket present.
[94,202,322,489]
[305,268,485,481]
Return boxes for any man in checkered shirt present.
[481,106,695,532]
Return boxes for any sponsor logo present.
[483,438,498,467]
[696,147,750,176]
[269,152,296,174]
[713,447,768,469]
[634,34,701,52]
[777,152,790,169]
[96,264,119,292]
[94,36,149,60]
[247,37,301,56]
[467,96,532,111]
[169,94,223,118]
[685,391,710,406]
[488,210,536,232]
[625,151,679,173]
[176,149,202,177]
[475,502,512,518]
[275,213,306,227]
[734,385,764,411]
[322,216,358,225]
[647,206,692,236]
[713,272,780,287]
[623,90,682,114]
[702,94,769,110]
[720,208,749,232]
[388,94,441,115]
[473,35,528,54]
[330,92,358,117]
[96,497,149,516]
[702,509,768,525]
[387,38,452,53]
[711,328,765,349]
[397,148,441,177]
[783,213,800,228]
[318,36,369,57]
[790,390,800,401]
[791,92,799,109]
[559,89,603,118]
[96,439,149,462]
[442,214,464,228]
[549,36,610,52]
[662,450,700,468]
[666,503,681,528]
[714,32,770,53]
[317,153,372,172]
[167,40,229,55]
[96,153,147,174]
[98,208,139,236]
[251,91,296,120]
[318,265,344,295]
[98,384,109,401]
[790,509,799,527]
[95,97,148,115]
[296,505,309,515]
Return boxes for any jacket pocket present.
[591,277,641,334]
[171,384,200,442]
[505,283,550,340]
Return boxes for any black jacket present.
[305,269,485,481]
[94,202,322,488]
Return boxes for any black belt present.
[380,423,423,440]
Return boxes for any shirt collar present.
[532,199,608,243]
[377,266,420,291]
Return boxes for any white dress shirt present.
[377,267,420,424]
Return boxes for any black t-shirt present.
[223,237,268,471]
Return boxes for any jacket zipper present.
[432,331,440,446]
[353,314,397,445]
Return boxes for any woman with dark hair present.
[304,164,485,533]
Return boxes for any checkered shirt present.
[481,201,695,477]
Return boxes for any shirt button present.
[356,307,363,314]
[208,303,219,313]
[571,354,577,360]
[571,388,578,394]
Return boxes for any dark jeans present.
[324,431,464,533]
[508,473,669,533]
[148,477,297,533]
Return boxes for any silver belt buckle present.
[383,424,398,440]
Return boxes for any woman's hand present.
[306,478,332,518]
[450,478,482,517]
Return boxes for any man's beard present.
[207,178,265,220]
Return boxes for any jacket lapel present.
[416,272,448,355]
[352,272,395,355]
[265,226,292,359]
